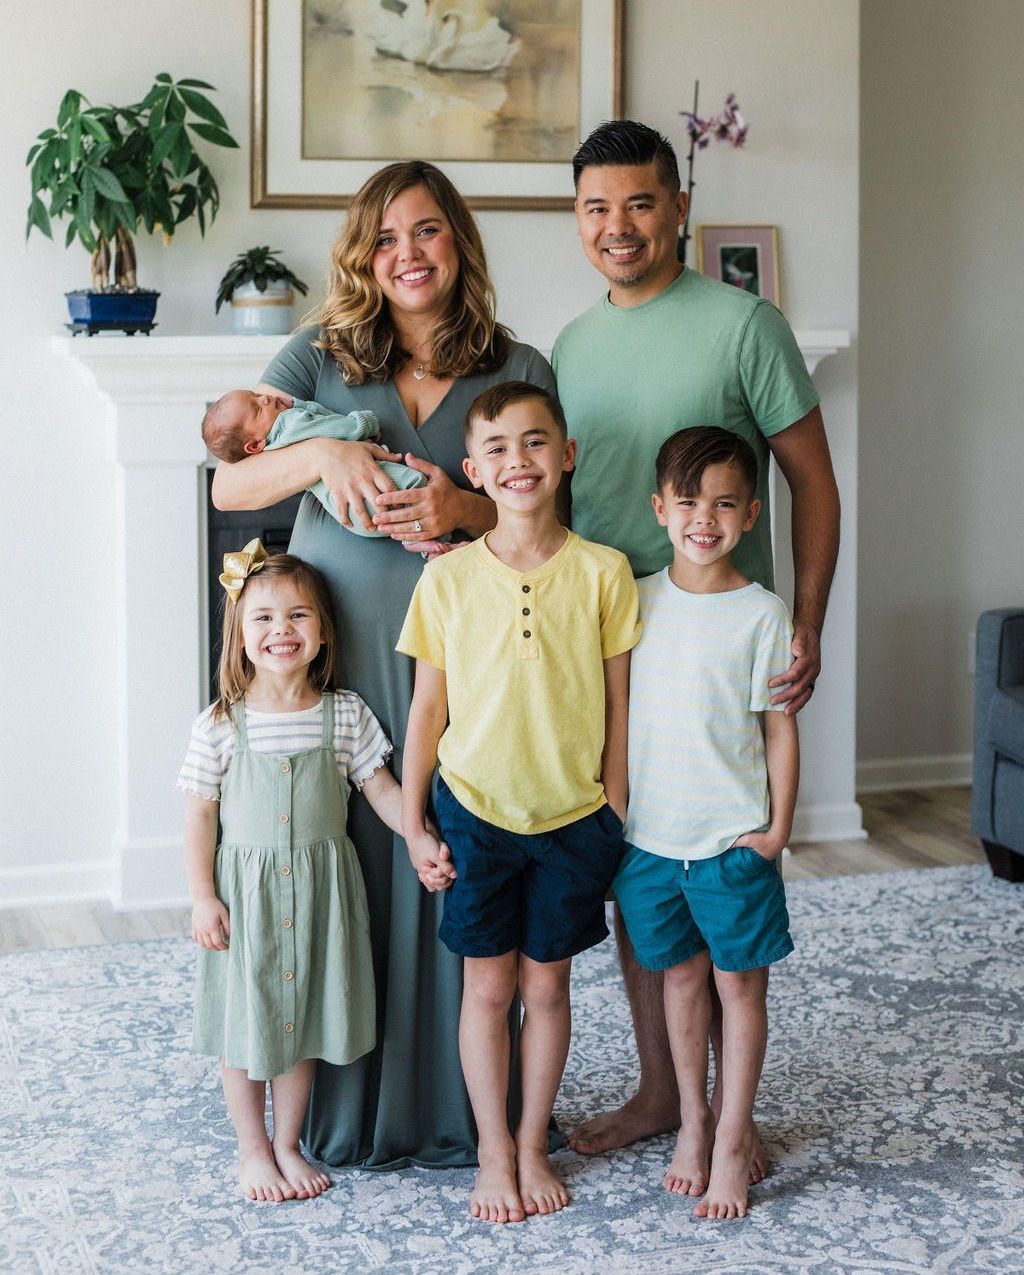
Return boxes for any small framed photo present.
[696,225,781,307]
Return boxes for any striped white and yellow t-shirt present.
[624,572,793,861]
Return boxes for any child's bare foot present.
[663,1107,715,1197]
[471,1138,526,1224]
[712,1085,767,1183]
[516,1144,570,1216]
[694,1125,756,1220]
[748,1122,768,1183]
[238,1144,297,1203]
[272,1141,332,1199]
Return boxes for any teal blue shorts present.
[613,842,794,973]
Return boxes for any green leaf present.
[27,142,41,164]
[58,89,81,129]
[65,219,78,248]
[114,201,137,233]
[170,129,193,178]
[155,72,173,83]
[188,121,238,149]
[178,87,229,130]
[89,167,128,202]
[26,195,52,240]
[68,120,82,167]
[74,203,96,251]
[81,114,111,144]
[150,123,183,169]
[78,169,96,229]
[165,91,186,124]
[177,77,216,90]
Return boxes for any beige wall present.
[858,0,1024,783]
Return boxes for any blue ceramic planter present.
[65,289,160,334]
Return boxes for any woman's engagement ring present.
[413,519,423,534]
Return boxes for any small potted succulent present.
[215,246,309,335]
[26,74,238,333]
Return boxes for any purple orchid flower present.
[677,85,749,264]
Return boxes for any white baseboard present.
[0,860,113,909]
[856,753,973,793]
[791,801,866,843]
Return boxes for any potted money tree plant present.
[26,74,238,333]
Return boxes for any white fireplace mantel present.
[54,330,854,908]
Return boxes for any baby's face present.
[221,390,291,453]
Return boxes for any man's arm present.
[765,405,840,715]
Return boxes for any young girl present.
[177,540,403,1203]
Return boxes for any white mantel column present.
[54,336,285,907]
[54,330,855,908]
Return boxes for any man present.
[551,120,840,1165]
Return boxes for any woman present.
[211,161,556,1169]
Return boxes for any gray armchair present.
[972,608,1024,881]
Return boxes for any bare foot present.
[272,1141,332,1200]
[748,1123,768,1184]
[516,1145,570,1216]
[471,1139,526,1224]
[238,1144,297,1203]
[694,1125,756,1220]
[712,1084,766,1183]
[663,1107,715,1197]
[566,1093,679,1156]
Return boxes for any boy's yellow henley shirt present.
[397,531,641,834]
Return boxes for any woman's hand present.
[319,439,404,533]
[192,896,231,949]
[373,455,470,542]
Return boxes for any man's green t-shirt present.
[551,268,819,587]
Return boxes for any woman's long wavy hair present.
[212,555,338,721]
[316,160,512,383]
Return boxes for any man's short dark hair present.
[656,427,759,499]
[465,381,567,442]
[572,120,680,193]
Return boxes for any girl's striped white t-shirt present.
[177,690,392,802]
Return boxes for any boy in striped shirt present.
[613,426,799,1220]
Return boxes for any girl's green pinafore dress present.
[193,694,376,1081]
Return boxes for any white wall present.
[858,0,1024,788]
[2,0,859,905]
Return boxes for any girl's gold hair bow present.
[219,538,268,602]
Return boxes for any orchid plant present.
[677,84,748,265]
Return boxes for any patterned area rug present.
[2,865,1023,1275]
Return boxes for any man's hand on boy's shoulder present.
[407,826,457,892]
[768,620,821,716]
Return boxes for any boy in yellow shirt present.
[398,381,640,1225]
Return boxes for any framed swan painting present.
[253,0,623,209]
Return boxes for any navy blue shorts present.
[434,777,624,963]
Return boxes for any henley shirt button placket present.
[517,581,537,657]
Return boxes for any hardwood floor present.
[0,787,984,953]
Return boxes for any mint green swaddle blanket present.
[265,399,433,538]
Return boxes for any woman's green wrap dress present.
[261,328,556,1168]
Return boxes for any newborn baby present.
[203,390,445,547]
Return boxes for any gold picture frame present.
[252,0,624,211]
[696,224,782,308]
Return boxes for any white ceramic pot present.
[230,279,294,335]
